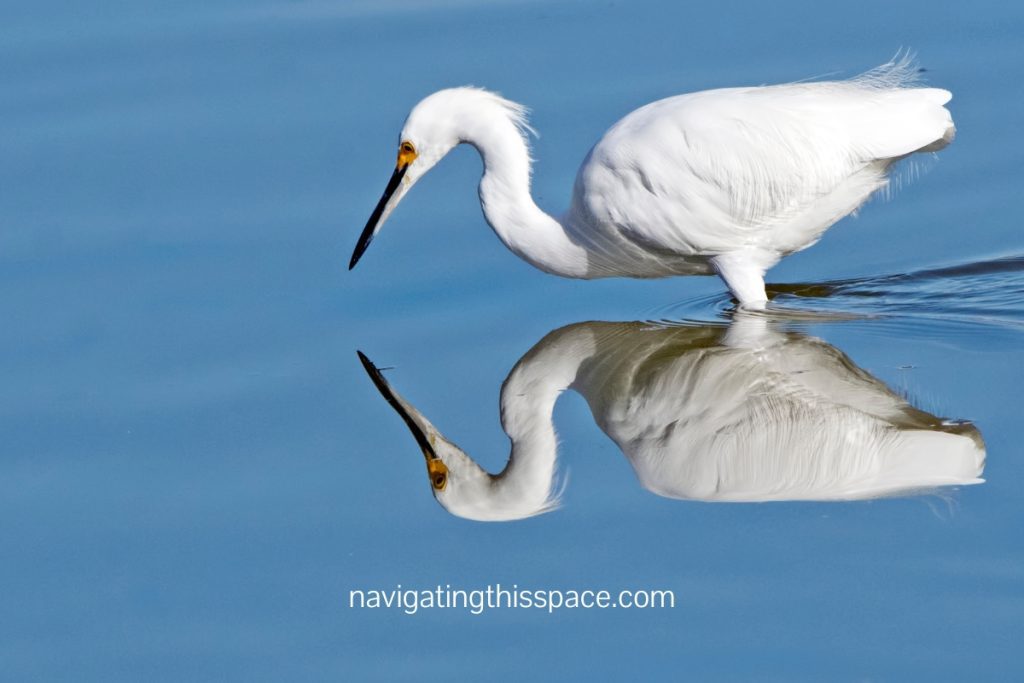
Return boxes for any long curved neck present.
[486,327,598,512]
[489,388,563,514]
[465,114,589,278]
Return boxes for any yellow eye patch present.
[426,457,448,490]
[397,141,418,168]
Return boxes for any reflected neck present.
[488,328,598,510]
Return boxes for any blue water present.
[3,0,1023,680]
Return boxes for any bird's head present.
[356,351,495,517]
[349,87,532,270]
[356,350,561,521]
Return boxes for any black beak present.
[357,350,437,460]
[349,164,408,270]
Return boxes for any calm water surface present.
[2,0,1023,680]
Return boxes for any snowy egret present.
[350,58,955,308]
[359,316,984,521]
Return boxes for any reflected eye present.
[426,457,448,491]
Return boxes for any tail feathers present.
[917,119,956,152]
[857,87,956,160]
[876,429,985,490]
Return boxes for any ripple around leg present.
[649,254,1024,335]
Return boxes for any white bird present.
[359,316,985,521]
[349,58,955,308]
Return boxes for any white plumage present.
[359,317,984,521]
[351,58,955,308]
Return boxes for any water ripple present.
[649,255,1024,336]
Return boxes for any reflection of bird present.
[350,58,955,308]
[358,316,985,521]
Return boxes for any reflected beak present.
[349,146,418,270]
[356,350,438,462]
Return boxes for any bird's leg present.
[711,251,770,310]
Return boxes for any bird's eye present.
[426,457,448,490]
[400,141,416,155]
